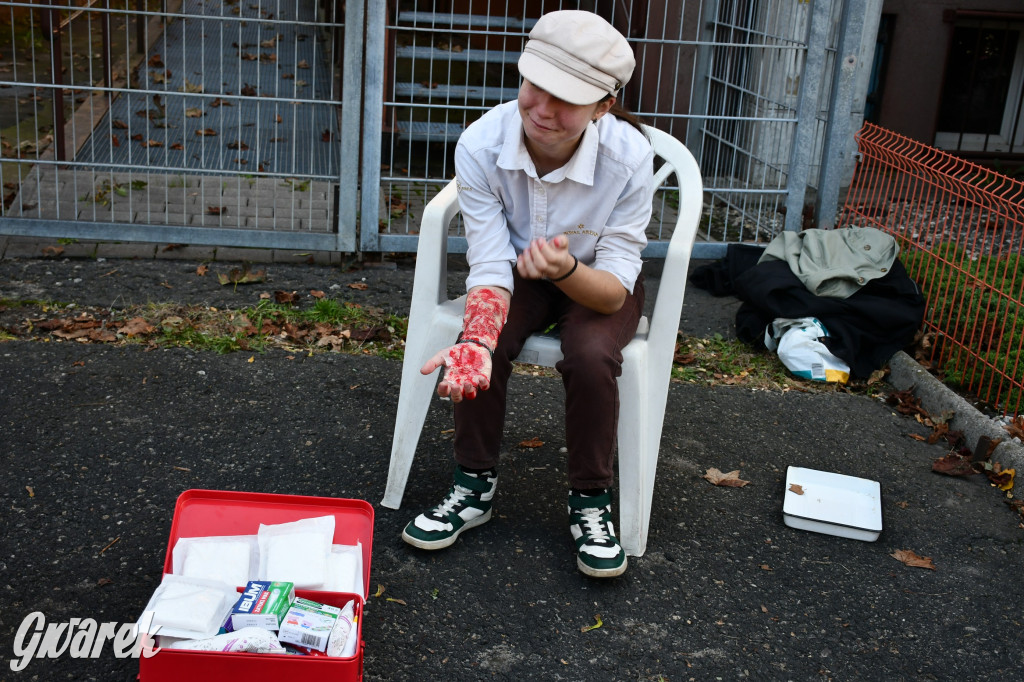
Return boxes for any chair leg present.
[381,312,462,509]
[616,343,671,558]
[616,353,648,557]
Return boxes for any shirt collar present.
[497,112,600,185]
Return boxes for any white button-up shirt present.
[454,100,654,294]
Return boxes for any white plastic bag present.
[765,317,850,384]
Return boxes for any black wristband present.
[457,337,493,357]
[549,255,579,283]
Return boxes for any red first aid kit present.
[138,489,374,681]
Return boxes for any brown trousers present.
[454,270,645,489]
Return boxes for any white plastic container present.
[782,466,882,541]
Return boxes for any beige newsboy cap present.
[518,10,635,106]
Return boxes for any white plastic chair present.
[381,125,704,557]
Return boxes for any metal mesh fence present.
[373,0,842,256]
[3,0,865,256]
[839,122,1024,416]
[1,0,354,250]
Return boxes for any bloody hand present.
[420,287,509,403]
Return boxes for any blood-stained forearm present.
[461,287,508,351]
[419,286,511,403]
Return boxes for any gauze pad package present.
[172,534,258,588]
[258,515,335,589]
[324,542,364,596]
[138,574,238,640]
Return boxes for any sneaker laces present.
[577,506,611,543]
[432,484,473,517]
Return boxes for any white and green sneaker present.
[568,489,627,578]
[401,465,497,550]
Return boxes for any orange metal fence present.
[837,122,1024,416]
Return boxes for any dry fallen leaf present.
[580,614,603,633]
[120,317,156,337]
[385,598,406,606]
[891,549,936,570]
[347,282,369,290]
[518,437,544,449]
[986,466,1015,492]
[372,584,385,598]
[703,468,750,487]
[931,451,977,477]
[788,483,804,495]
[26,485,34,498]
[310,289,325,298]
[1005,416,1024,441]
[274,290,300,304]
[196,264,209,276]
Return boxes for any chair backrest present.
[638,125,704,346]
[412,125,703,321]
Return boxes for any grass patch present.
[1,297,875,396]
[675,333,817,391]
[902,242,1023,413]
[0,296,406,358]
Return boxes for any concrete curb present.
[0,237,346,265]
[889,350,1024,475]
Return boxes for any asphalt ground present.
[1,249,1023,681]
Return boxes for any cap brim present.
[517,52,609,106]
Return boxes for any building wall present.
[878,0,1023,144]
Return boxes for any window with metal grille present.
[934,15,1024,155]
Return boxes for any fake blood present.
[441,288,509,396]
[462,288,508,351]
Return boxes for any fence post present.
[46,0,66,162]
[815,0,881,229]
[101,0,112,108]
[686,0,720,156]
[783,0,833,232]
[358,0,386,253]
[336,0,366,253]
